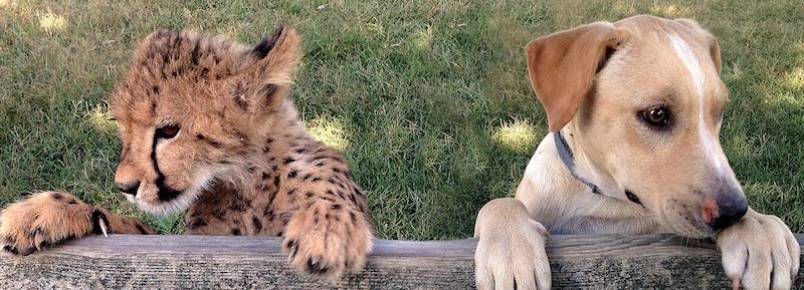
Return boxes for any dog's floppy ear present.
[526,22,627,132]
[675,18,721,74]
[708,37,721,74]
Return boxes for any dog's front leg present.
[474,198,550,290]
[717,208,800,290]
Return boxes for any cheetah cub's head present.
[109,25,300,215]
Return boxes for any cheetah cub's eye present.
[155,124,181,139]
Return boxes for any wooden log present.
[0,234,801,289]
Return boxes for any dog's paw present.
[475,198,551,290]
[717,210,800,290]
[281,201,373,280]
[0,192,97,255]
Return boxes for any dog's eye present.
[639,106,672,129]
[155,124,181,139]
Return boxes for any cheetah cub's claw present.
[282,201,373,280]
[0,192,99,256]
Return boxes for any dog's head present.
[526,15,746,238]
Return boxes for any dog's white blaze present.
[668,33,724,171]
[668,34,705,97]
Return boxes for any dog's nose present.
[702,194,748,231]
[116,182,140,196]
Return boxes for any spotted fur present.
[0,25,374,280]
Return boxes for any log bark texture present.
[0,234,801,289]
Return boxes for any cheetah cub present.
[0,25,374,280]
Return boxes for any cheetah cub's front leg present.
[283,196,373,280]
[277,154,374,280]
[0,192,154,255]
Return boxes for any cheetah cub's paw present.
[282,201,373,280]
[0,192,98,255]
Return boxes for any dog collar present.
[554,131,601,194]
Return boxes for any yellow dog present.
[474,15,800,290]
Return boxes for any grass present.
[0,0,802,239]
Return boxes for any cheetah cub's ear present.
[229,25,301,115]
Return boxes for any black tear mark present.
[252,25,285,59]
[150,129,183,202]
